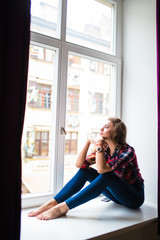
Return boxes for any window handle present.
[60,127,67,135]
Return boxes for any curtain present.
[0,1,30,239]
[157,0,160,235]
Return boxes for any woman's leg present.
[101,188,121,204]
[65,172,144,210]
[104,175,144,209]
[28,198,58,217]
[55,167,120,204]
[54,168,99,203]
[36,171,144,220]
[28,168,99,217]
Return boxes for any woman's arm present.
[76,140,91,168]
[95,151,112,174]
[95,139,112,174]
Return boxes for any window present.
[22,0,122,208]
[34,131,49,156]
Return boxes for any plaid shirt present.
[81,144,144,185]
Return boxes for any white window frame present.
[22,0,123,208]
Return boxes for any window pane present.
[66,0,115,54]
[64,53,114,184]
[31,0,60,38]
[22,44,56,195]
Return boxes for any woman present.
[28,117,144,220]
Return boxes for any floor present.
[20,197,157,240]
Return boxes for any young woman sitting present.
[28,117,144,220]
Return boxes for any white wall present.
[122,0,157,203]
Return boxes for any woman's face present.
[100,120,115,140]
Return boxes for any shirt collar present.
[105,145,122,156]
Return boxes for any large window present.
[22,0,122,207]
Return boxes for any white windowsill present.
[20,196,157,240]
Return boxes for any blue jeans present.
[54,168,144,210]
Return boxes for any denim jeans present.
[54,168,144,210]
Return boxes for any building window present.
[65,132,78,155]
[27,81,51,109]
[35,131,49,157]
[67,88,80,112]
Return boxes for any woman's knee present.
[79,168,99,182]
[98,171,115,182]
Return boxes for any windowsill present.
[21,196,157,240]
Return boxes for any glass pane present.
[21,44,56,195]
[64,53,114,185]
[31,0,60,38]
[66,0,115,54]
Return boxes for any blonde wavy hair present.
[108,117,127,146]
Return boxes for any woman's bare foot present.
[28,198,58,217]
[36,202,69,220]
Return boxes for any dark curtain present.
[0,1,30,240]
[157,0,160,235]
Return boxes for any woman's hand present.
[88,138,108,150]
[95,138,104,145]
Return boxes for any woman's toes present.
[28,211,38,217]
[36,214,41,220]
[28,211,33,216]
